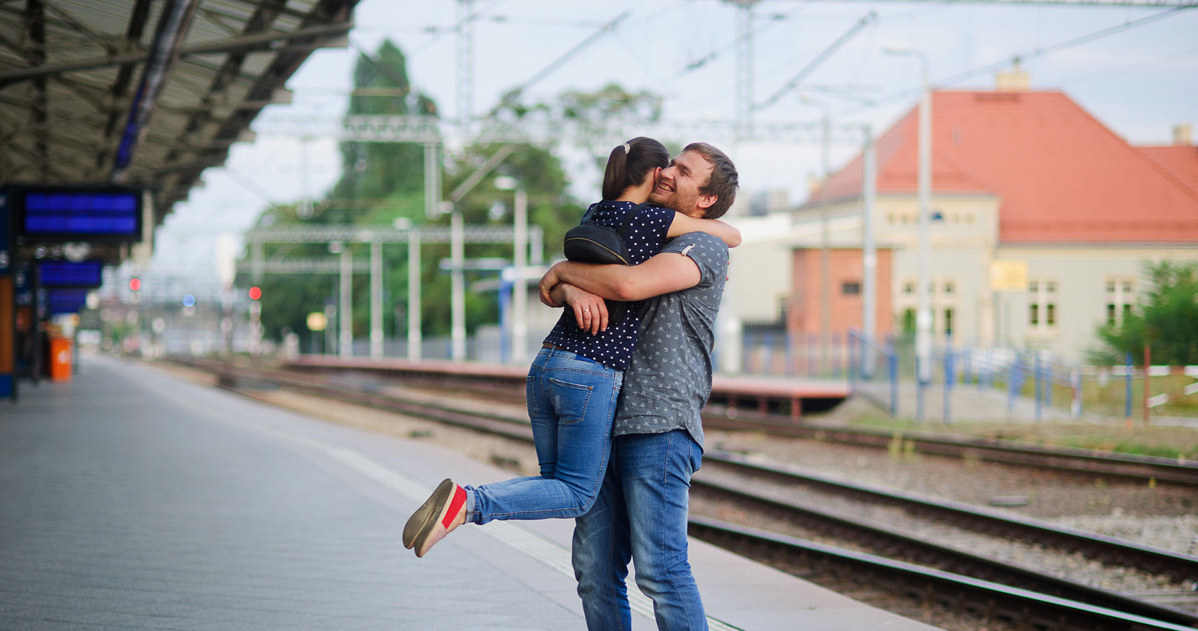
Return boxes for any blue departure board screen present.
[46,288,90,315]
[40,260,104,288]
[18,187,142,239]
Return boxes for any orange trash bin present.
[49,337,72,382]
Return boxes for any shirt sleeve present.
[660,232,728,289]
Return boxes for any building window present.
[944,307,954,336]
[842,281,861,295]
[1028,278,1057,332]
[903,281,915,295]
[943,281,955,296]
[1105,277,1135,326]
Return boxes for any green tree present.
[327,40,436,214]
[240,39,437,343]
[1090,260,1198,365]
[239,40,585,346]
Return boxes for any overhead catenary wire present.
[753,10,878,113]
[838,6,1191,118]
[489,10,633,114]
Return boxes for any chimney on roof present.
[996,60,1030,92]
[1172,123,1193,146]
[807,173,823,196]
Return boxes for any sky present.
[148,0,1198,288]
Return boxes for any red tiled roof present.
[1138,145,1198,199]
[811,90,1198,244]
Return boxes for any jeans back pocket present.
[547,377,594,425]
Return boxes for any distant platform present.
[290,354,850,417]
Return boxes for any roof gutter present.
[110,0,199,183]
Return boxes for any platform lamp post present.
[494,175,528,363]
[884,46,933,401]
[801,93,833,375]
[328,241,352,358]
[858,122,878,378]
[393,217,422,361]
[443,145,518,362]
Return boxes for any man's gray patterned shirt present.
[612,231,728,450]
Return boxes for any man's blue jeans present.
[573,430,706,631]
[466,346,622,525]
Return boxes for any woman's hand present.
[562,285,608,335]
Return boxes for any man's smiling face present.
[650,150,715,219]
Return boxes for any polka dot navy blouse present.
[542,200,674,370]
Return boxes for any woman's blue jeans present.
[466,346,622,525]
[572,430,707,631]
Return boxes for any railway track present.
[277,356,1198,487]
[688,517,1197,631]
[701,406,1198,488]
[165,357,1198,630]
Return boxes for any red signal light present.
[248,286,262,301]
[129,277,141,291]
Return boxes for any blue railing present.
[848,330,898,417]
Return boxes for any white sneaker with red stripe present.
[404,478,468,558]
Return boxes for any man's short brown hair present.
[684,142,738,219]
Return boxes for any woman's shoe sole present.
[403,478,453,549]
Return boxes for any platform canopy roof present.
[0,0,358,264]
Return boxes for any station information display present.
[39,260,104,288]
[46,288,90,315]
[12,186,142,240]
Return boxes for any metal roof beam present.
[23,0,48,179]
[99,0,155,171]
[195,0,356,181]
[110,0,200,181]
[0,22,353,87]
[220,0,310,22]
[0,105,105,137]
[167,0,324,163]
[140,152,230,177]
[42,0,121,53]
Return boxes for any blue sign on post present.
[46,289,90,315]
[13,186,143,240]
[39,260,103,288]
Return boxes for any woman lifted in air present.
[403,137,740,558]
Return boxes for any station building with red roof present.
[785,70,1198,363]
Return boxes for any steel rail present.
[704,450,1198,584]
[691,475,1198,626]
[687,516,1197,631]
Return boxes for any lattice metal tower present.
[457,0,474,135]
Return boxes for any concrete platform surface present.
[0,354,940,630]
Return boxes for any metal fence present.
[746,330,1198,424]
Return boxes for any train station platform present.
[0,354,939,631]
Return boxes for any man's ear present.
[696,194,717,213]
